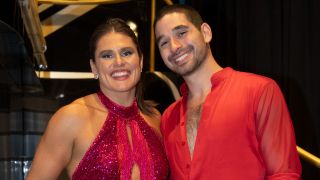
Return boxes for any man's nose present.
[170,38,182,53]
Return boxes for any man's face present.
[155,12,209,76]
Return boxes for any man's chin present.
[174,69,193,77]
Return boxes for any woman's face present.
[90,32,142,96]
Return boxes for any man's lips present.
[175,53,189,62]
[169,46,193,64]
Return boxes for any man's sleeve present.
[255,80,302,179]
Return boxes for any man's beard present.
[171,44,208,77]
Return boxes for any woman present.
[27,18,169,180]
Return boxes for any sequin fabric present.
[72,91,169,180]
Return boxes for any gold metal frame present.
[297,146,320,168]
[37,0,131,5]
[19,0,47,69]
[149,0,173,72]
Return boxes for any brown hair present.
[89,18,142,61]
[154,4,204,31]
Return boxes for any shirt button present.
[181,141,186,146]
[186,164,190,169]
[181,122,185,126]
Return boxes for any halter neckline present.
[97,91,139,119]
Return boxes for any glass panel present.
[24,135,41,157]
[24,111,51,132]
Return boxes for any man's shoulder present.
[161,98,183,127]
[160,99,183,134]
[232,70,276,87]
[228,70,284,99]
[162,99,182,118]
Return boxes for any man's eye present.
[178,31,186,37]
[160,41,168,47]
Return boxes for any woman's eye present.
[122,50,133,57]
[101,53,112,59]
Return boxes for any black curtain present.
[185,0,320,179]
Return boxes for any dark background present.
[1,0,319,179]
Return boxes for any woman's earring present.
[94,74,99,79]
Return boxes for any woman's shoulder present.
[68,94,106,112]
[49,94,105,131]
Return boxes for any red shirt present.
[161,67,301,180]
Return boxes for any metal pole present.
[149,0,156,72]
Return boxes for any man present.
[154,4,301,179]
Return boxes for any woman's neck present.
[99,89,136,107]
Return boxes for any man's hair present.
[154,4,204,30]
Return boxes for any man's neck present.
[184,57,222,99]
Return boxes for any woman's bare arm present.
[27,105,80,180]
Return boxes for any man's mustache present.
[168,45,193,62]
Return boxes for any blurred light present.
[56,93,65,99]
[127,20,138,37]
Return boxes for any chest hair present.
[186,103,203,158]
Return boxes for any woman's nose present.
[114,54,125,66]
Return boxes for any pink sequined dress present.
[72,91,169,180]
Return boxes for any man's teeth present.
[175,53,188,62]
[111,71,129,77]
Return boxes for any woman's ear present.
[201,23,212,43]
[90,59,98,75]
[140,56,143,72]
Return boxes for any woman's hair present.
[89,18,157,116]
[89,18,142,61]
